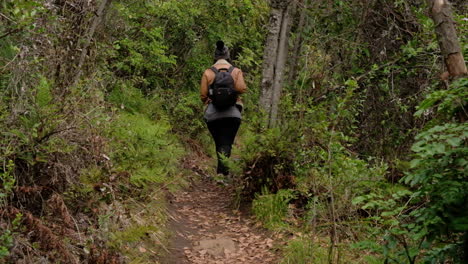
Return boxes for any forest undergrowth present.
[1,0,467,263]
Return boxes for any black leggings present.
[207,118,241,175]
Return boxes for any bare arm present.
[233,68,247,94]
[200,70,210,104]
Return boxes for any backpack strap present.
[210,66,235,73]
[218,66,235,73]
[209,67,218,91]
[210,66,219,74]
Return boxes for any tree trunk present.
[259,0,293,128]
[73,0,113,85]
[270,4,293,128]
[260,8,283,117]
[287,0,307,84]
[429,0,467,78]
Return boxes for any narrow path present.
[162,179,280,264]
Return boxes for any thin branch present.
[0,12,16,23]
[0,28,21,40]
[355,57,402,82]
[36,127,77,144]
[0,52,19,73]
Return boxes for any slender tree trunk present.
[428,0,467,78]
[260,8,283,117]
[260,0,293,128]
[287,0,307,84]
[73,0,112,85]
[270,4,293,127]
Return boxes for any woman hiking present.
[200,41,247,176]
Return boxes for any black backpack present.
[208,66,238,110]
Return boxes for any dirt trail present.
[162,178,280,264]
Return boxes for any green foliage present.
[2,0,196,261]
[1,0,44,37]
[404,123,467,261]
[352,115,467,263]
[107,79,184,189]
[239,75,388,264]
[110,112,183,189]
[238,124,299,196]
[99,189,169,263]
[353,189,412,226]
[252,187,295,230]
[280,237,315,264]
[109,225,158,247]
[300,0,441,159]
[0,160,15,206]
[1,76,74,168]
[416,77,468,119]
[107,81,158,115]
[2,0,466,262]
[168,91,206,138]
[35,76,53,108]
[108,0,268,93]
[0,229,13,258]
[107,222,163,263]
[0,213,22,259]
[75,166,105,197]
[353,189,422,263]
[106,0,268,149]
[109,26,176,92]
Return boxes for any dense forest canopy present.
[0,0,467,263]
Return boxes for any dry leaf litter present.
[163,180,279,264]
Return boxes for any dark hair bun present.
[216,40,225,50]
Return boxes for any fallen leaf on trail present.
[165,180,280,263]
[266,238,274,248]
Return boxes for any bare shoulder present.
[232,67,243,75]
[203,68,215,78]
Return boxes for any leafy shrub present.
[0,229,13,259]
[0,160,15,206]
[281,237,315,264]
[416,77,468,120]
[168,91,206,138]
[0,213,21,259]
[110,112,183,190]
[352,80,468,263]
[404,122,467,262]
[239,125,298,197]
[107,82,148,114]
[352,189,419,263]
[252,187,295,230]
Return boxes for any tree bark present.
[270,4,293,128]
[260,8,283,117]
[287,0,307,84]
[73,0,112,84]
[428,0,467,78]
[259,0,292,128]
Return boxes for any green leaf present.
[446,137,462,147]
[410,159,420,168]
[352,196,366,205]
[432,143,446,154]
